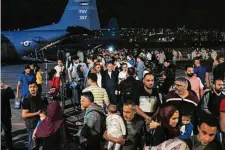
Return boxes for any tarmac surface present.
[1,62,186,149]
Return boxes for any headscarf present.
[158,104,180,137]
[36,101,64,138]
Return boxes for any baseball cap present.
[220,99,225,113]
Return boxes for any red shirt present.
[220,99,225,113]
[49,77,60,93]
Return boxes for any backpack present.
[83,110,106,140]
[120,81,136,103]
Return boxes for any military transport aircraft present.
[1,0,119,61]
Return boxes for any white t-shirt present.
[54,65,65,77]
[96,73,102,88]
[147,53,152,60]
[139,96,158,113]
[118,71,127,84]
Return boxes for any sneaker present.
[14,101,21,109]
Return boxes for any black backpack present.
[121,81,136,101]
[82,110,106,140]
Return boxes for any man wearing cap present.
[15,65,35,109]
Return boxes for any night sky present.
[2,0,225,30]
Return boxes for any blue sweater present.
[178,123,193,140]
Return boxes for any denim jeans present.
[27,129,36,150]
[72,88,80,106]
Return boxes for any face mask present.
[187,73,194,77]
[215,88,223,93]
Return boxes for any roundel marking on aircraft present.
[22,40,31,47]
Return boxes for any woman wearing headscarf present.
[150,104,180,146]
[35,101,64,150]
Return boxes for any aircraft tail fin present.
[102,18,120,40]
[27,0,100,31]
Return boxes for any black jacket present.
[1,87,15,119]
[213,62,225,81]
[102,70,118,90]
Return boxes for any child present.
[178,115,193,140]
[32,108,47,140]
[106,104,126,150]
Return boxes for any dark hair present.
[87,56,94,61]
[164,59,171,63]
[198,114,219,128]
[122,63,127,66]
[185,64,193,71]
[81,91,94,103]
[88,73,97,82]
[93,62,101,68]
[144,73,154,79]
[40,108,47,116]
[24,65,31,70]
[72,56,79,60]
[128,67,136,76]
[107,104,117,114]
[48,69,57,80]
[213,78,224,84]
[34,65,40,73]
[107,61,113,65]
[123,100,136,108]
[28,81,37,86]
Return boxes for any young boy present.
[106,104,126,150]
[32,108,47,140]
[178,115,193,140]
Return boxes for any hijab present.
[36,101,63,138]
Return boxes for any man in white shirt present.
[93,63,102,88]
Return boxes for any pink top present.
[188,76,204,100]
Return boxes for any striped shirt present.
[166,90,199,116]
[82,86,109,107]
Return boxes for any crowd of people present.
[1,47,225,150]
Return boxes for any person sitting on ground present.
[106,104,126,150]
